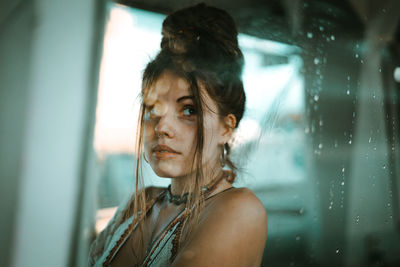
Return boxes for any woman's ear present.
[220,114,236,144]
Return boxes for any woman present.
[88,3,267,266]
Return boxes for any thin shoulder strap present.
[205,186,234,201]
[103,188,167,266]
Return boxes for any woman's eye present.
[182,106,196,117]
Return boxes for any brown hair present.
[121,3,246,262]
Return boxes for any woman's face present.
[143,70,231,178]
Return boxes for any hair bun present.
[160,3,243,76]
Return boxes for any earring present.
[220,144,227,167]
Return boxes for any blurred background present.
[1,0,400,266]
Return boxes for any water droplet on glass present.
[387,203,391,207]
[314,95,319,101]
[347,75,351,81]
[355,53,359,58]
[319,143,323,149]
[319,26,324,31]
[334,141,338,148]
[342,167,345,173]
[394,67,400,82]
[296,236,301,241]
[336,249,340,254]
[379,68,382,73]
[341,181,344,186]
[330,35,335,41]
[307,32,313,39]
[299,208,304,214]
[355,215,360,223]
[382,164,386,169]
[314,58,320,65]
[348,140,352,144]
[347,89,350,95]
[368,137,372,143]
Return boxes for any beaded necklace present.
[165,170,232,205]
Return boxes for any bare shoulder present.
[207,187,267,220]
[203,187,267,235]
[172,187,267,267]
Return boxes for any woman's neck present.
[170,161,223,195]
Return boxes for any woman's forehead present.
[156,71,190,95]
[144,71,191,106]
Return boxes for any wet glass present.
[92,1,400,266]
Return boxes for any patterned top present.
[88,179,233,267]
[88,190,188,267]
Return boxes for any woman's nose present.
[154,109,175,138]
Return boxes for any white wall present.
[0,0,104,266]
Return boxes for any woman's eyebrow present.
[176,95,194,102]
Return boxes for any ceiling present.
[115,0,367,44]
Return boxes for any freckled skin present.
[142,71,267,266]
[143,70,228,188]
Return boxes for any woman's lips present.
[152,144,180,159]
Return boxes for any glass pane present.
[92,2,400,266]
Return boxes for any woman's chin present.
[153,170,173,178]
[151,163,184,178]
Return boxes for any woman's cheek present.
[143,123,155,140]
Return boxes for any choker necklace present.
[166,185,190,205]
[166,171,232,205]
